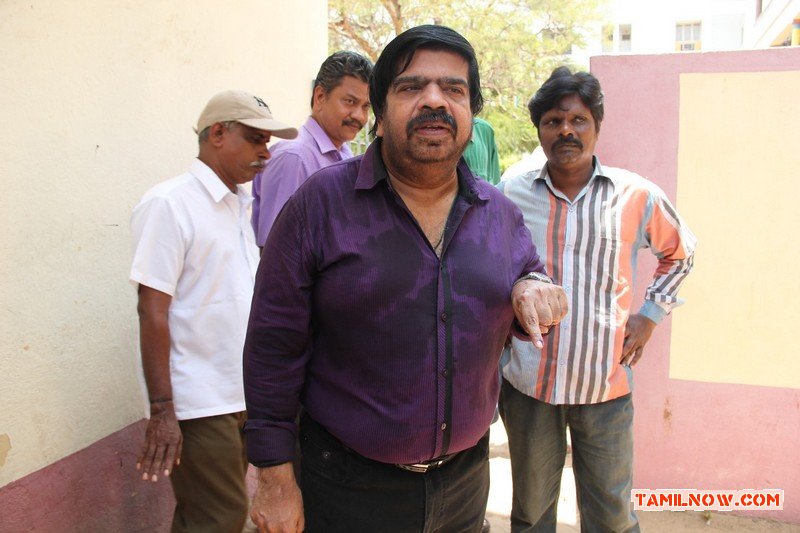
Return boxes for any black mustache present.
[552,136,583,150]
[406,110,457,136]
[342,118,363,130]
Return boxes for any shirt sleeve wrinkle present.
[243,196,316,464]
[130,195,185,295]
[640,188,697,320]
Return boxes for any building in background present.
[751,0,800,45]
[572,0,799,64]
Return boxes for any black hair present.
[528,66,604,131]
[311,51,374,108]
[369,25,483,136]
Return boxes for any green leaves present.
[329,0,603,169]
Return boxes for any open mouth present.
[406,111,458,139]
[415,123,451,134]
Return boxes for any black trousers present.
[299,413,490,533]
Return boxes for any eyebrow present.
[343,92,368,102]
[392,75,468,88]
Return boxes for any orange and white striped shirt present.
[500,158,696,405]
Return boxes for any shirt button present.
[441,423,447,431]
[442,368,448,377]
[441,313,447,322]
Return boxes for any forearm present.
[136,285,182,480]
[137,286,173,405]
[644,192,697,314]
[245,198,314,465]
[251,462,304,532]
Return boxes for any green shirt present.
[462,117,501,185]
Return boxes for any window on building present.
[676,21,702,51]
[619,24,632,52]
[602,23,614,52]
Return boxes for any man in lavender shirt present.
[251,51,373,247]
[244,26,568,533]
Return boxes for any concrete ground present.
[485,421,796,532]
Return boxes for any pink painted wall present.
[0,421,174,531]
[591,48,800,523]
[0,421,262,531]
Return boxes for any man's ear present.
[208,122,228,147]
[375,117,384,137]
[312,85,328,111]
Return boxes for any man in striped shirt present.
[499,67,696,532]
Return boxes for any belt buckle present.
[397,462,431,473]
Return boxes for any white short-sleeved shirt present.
[130,159,259,420]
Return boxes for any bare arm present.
[251,463,304,533]
[136,284,182,482]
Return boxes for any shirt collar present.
[190,158,253,205]
[467,118,477,146]
[533,156,617,189]
[305,117,353,158]
[354,139,489,202]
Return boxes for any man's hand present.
[251,463,304,533]
[511,279,568,349]
[137,401,182,482]
[621,313,657,366]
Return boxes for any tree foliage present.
[329,0,602,167]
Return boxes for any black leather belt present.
[395,453,457,473]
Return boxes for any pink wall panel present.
[591,48,800,523]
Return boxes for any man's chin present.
[407,143,464,164]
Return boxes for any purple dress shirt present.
[251,117,353,246]
[243,140,545,467]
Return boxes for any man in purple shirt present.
[251,51,373,246]
[243,25,568,532]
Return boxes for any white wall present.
[0,0,327,486]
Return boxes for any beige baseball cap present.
[196,90,298,139]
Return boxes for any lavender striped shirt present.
[251,117,353,246]
[501,158,696,405]
[243,140,544,466]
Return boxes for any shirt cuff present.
[638,300,669,325]
[244,418,296,467]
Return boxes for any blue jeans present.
[499,380,639,533]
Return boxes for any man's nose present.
[260,144,271,161]
[558,121,575,137]
[419,84,447,110]
[351,105,369,126]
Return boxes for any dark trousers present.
[299,412,490,533]
[170,412,249,533]
[499,380,638,533]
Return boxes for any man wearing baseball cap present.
[130,90,296,532]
